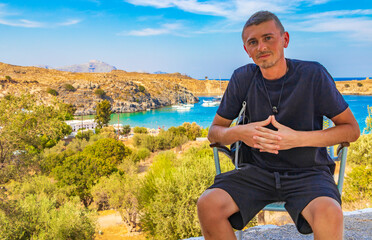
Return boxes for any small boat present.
[176,105,191,111]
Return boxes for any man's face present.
[242,20,289,69]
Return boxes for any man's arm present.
[253,107,360,152]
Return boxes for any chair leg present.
[237,230,242,240]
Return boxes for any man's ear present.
[283,32,289,48]
[243,45,252,58]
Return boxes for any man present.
[197,11,360,240]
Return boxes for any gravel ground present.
[187,209,372,240]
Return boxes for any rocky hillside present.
[0,62,228,115]
[335,78,372,95]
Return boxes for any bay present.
[109,95,372,132]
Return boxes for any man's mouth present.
[257,52,271,59]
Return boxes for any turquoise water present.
[109,95,372,132]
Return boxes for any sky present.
[0,0,371,79]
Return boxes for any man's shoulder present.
[233,63,258,77]
[290,59,325,72]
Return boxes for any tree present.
[120,125,131,137]
[0,94,72,182]
[94,100,112,128]
[52,138,131,206]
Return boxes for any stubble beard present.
[256,51,283,69]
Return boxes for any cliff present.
[335,78,372,95]
[0,62,228,115]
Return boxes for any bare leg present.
[197,188,240,240]
[301,196,343,240]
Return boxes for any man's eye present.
[265,36,272,41]
[249,41,257,45]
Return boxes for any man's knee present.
[313,199,343,223]
[303,196,343,227]
[197,188,239,220]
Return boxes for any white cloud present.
[0,19,44,28]
[293,10,372,42]
[124,23,183,36]
[124,0,328,21]
[58,19,82,26]
[0,3,82,28]
[124,1,372,42]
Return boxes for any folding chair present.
[210,118,349,240]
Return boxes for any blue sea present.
[109,95,372,132]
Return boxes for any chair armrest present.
[209,143,234,160]
[337,142,350,155]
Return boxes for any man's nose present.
[257,41,268,51]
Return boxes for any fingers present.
[270,115,282,128]
[256,115,272,127]
[254,143,279,154]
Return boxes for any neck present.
[260,58,287,80]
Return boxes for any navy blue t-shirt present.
[217,59,348,172]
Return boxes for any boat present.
[202,100,220,107]
[175,105,191,111]
[202,96,221,107]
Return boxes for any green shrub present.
[344,83,350,88]
[201,127,209,137]
[137,147,151,160]
[127,147,151,162]
[364,106,372,134]
[139,144,235,239]
[347,133,372,166]
[63,83,76,92]
[181,122,202,140]
[52,138,130,205]
[133,126,148,134]
[343,165,372,202]
[94,88,105,97]
[357,82,363,87]
[92,171,140,232]
[76,129,94,141]
[138,85,146,93]
[0,176,95,240]
[5,75,11,81]
[120,125,131,136]
[47,88,58,96]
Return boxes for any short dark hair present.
[241,11,285,41]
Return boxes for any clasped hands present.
[240,115,300,154]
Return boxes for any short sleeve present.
[315,65,348,119]
[217,69,247,120]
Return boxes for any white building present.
[65,119,97,132]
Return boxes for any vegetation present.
[63,83,76,92]
[92,170,140,232]
[343,108,372,204]
[0,176,95,240]
[5,75,11,81]
[46,88,58,96]
[138,85,146,93]
[94,88,106,97]
[357,82,363,87]
[344,83,350,88]
[0,95,72,183]
[139,144,234,240]
[75,129,94,141]
[364,106,372,134]
[133,126,148,134]
[52,138,131,206]
[120,124,131,136]
[95,100,112,129]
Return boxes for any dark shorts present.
[208,163,341,234]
